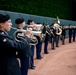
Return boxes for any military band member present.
[0,14,32,75]
[61,25,67,45]
[27,19,36,69]
[15,18,32,75]
[44,24,50,54]
[35,23,43,60]
[68,24,73,43]
[27,20,43,60]
[72,25,76,42]
[53,20,61,47]
[50,24,56,50]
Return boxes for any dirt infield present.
[28,38,76,75]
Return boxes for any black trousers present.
[62,35,65,45]
[51,37,55,49]
[55,35,59,47]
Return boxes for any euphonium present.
[11,27,38,45]
[53,24,62,35]
[56,27,62,35]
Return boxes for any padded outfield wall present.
[0,10,76,38]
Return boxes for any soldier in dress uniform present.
[68,24,73,43]
[27,19,36,69]
[44,24,50,54]
[14,18,32,75]
[0,14,32,75]
[50,24,56,50]
[72,25,76,42]
[53,20,62,47]
[60,25,67,45]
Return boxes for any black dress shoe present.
[40,57,43,59]
[44,52,49,54]
[56,46,59,47]
[31,67,35,69]
[37,57,43,60]
[52,48,55,50]
[29,66,36,69]
[62,43,65,45]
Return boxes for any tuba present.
[11,27,38,45]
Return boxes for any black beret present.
[27,19,34,25]
[0,14,10,23]
[15,18,25,24]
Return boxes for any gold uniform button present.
[3,39,6,42]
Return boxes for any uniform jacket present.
[0,30,32,75]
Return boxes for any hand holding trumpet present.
[24,27,33,38]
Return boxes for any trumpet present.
[11,27,38,45]
[23,24,43,31]
[26,24,46,43]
